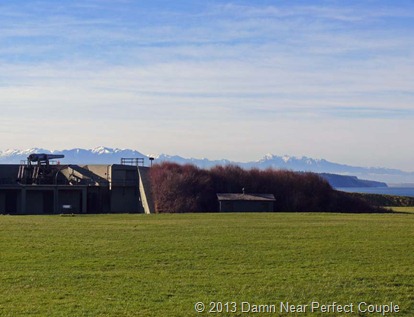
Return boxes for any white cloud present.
[0,1,413,170]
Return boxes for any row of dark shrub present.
[348,192,414,207]
[149,162,384,213]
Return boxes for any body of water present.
[336,187,414,197]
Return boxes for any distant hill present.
[1,146,413,184]
[319,173,387,188]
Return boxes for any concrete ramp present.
[138,167,155,214]
[61,165,109,186]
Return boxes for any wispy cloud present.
[0,1,413,169]
[215,2,414,22]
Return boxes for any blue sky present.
[1,0,413,170]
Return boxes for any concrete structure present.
[217,193,276,212]
[0,156,154,214]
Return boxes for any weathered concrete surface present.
[138,167,155,214]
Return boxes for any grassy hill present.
[0,213,413,316]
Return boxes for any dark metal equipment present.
[17,153,65,184]
[27,154,64,165]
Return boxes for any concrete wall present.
[23,187,87,214]
[110,165,143,213]
[58,189,83,213]
[0,165,20,184]
[110,187,141,213]
[25,190,53,214]
[87,187,110,213]
[0,192,4,212]
[111,165,139,186]
[0,185,88,214]
[0,189,21,214]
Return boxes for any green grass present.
[390,206,414,213]
[0,213,413,316]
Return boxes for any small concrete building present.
[217,193,276,212]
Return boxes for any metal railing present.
[120,158,145,166]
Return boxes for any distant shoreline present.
[337,187,414,198]
[388,183,414,188]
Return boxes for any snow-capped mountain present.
[0,148,52,163]
[156,153,414,183]
[246,154,414,183]
[0,147,147,165]
[155,154,232,168]
[0,147,413,183]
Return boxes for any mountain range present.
[1,146,413,184]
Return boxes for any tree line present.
[149,162,384,213]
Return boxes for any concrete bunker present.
[0,154,154,214]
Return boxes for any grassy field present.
[390,206,414,213]
[0,213,413,317]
